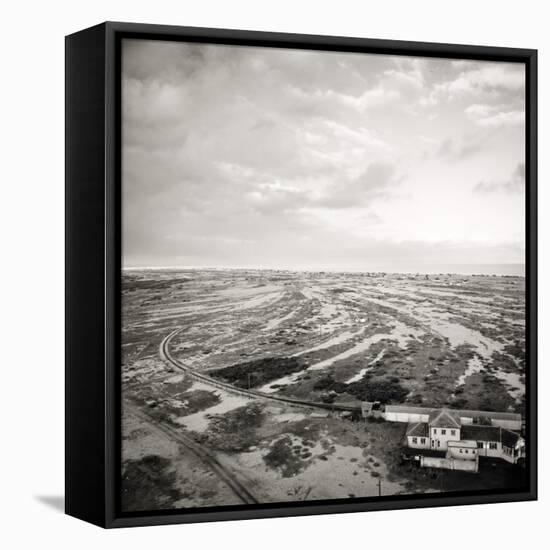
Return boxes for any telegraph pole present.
[378,478,382,497]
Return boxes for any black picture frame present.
[65,21,538,529]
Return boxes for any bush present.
[200,402,265,452]
[209,356,306,388]
[313,376,335,391]
[263,436,304,477]
[313,376,347,394]
[345,377,409,403]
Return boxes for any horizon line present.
[121,263,525,277]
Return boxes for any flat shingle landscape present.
[120,268,526,511]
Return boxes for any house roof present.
[501,429,523,448]
[406,422,429,437]
[461,425,523,447]
[428,408,461,429]
[461,425,501,443]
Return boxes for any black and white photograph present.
[120,37,529,513]
[3,0,548,544]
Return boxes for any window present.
[433,428,437,435]
[420,438,426,444]
[477,441,483,448]
[441,429,446,435]
[459,449,463,453]
[451,430,456,436]
[465,449,468,454]
[412,437,418,444]
[489,442,498,450]
[437,440,440,447]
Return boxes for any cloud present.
[465,103,524,127]
[314,161,398,209]
[420,63,525,106]
[434,136,485,161]
[444,65,524,95]
[474,162,525,193]
[241,161,399,213]
[244,184,309,214]
[121,40,525,269]
[333,85,400,111]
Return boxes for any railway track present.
[125,400,258,505]
[126,327,360,507]
[160,327,361,414]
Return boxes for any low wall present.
[420,456,478,473]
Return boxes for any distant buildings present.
[360,403,525,471]
[403,407,525,469]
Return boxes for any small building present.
[361,401,374,416]
[420,443,479,473]
[501,427,525,462]
[428,409,461,451]
[385,405,432,423]
[406,422,430,449]
[447,440,477,460]
[384,404,522,431]
[361,401,383,419]
[461,425,525,464]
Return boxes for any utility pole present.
[378,478,382,497]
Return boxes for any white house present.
[404,407,525,466]
[428,409,461,451]
[405,409,461,451]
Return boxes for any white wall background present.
[0,0,546,547]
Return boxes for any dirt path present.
[159,327,360,413]
[124,400,258,505]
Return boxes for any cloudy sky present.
[122,39,525,272]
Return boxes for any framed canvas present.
[65,21,537,528]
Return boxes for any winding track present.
[135,325,359,505]
[125,400,258,505]
[160,327,360,413]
